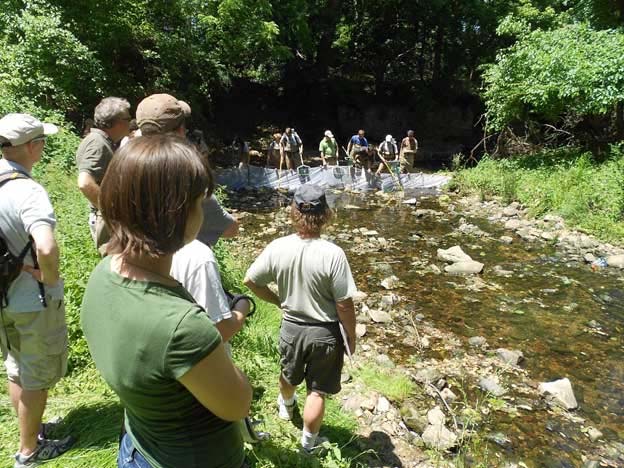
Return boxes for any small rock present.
[584,253,596,263]
[427,406,446,426]
[381,275,400,289]
[468,336,487,348]
[606,254,624,268]
[500,236,513,244]
[493,265,513,276]
[437,246,472,263]
[414,368,442,384]
[541,231,557,241]
[375,354,395,368]
[479,376,507,396]
[421,424,457,451]
[538,378,578,410]
[380,294,398,308]
[420,336,431,348]
[401,406,428,433]
[402,198,417,205]
[427,264,442,275]
[586,426,603,442]
[440,388,457,403]
[352,290,368,304]
[376,396,391,413]
[445,261,484,275]
[340,372,351,383]
[343,394,363,411]
[486,432,511,449]
[496,348,524,366]
[504,219,521,230]
[360,395,378,411]
[355,324,367,337]
[503,206,519,217]
[368,309,392,323]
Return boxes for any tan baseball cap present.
[136,94,189,134]
[0,113,58,147]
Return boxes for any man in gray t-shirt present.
[244,184,357,454]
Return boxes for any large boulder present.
[607,254,624,268]
[445,261,484,275]
[437,246,472,263]
[538,378,578,410]
[496,348,524,366]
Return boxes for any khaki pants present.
[401,151,416,172]
[0,295,68,390]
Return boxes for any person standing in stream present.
[244,184,357,454]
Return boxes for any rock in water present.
[368,309,392,323]
[421,424,458,451]
[606,254,624,268]
[496,348,524,366]
[500,236,513,244]
[538,378,578,410]
[381,275,400,289]
[504,219,521,230]
[437,246,472,263]
[444,261,484,275]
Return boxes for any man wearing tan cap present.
[76,97,131,250]
[0,113,74,467]
[136,93,190,136]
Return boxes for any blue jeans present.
[118,433,152,468]
[117,432,250,468]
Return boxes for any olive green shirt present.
[81,257,244,468]
[75,129,114,211]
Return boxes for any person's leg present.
[302,390,325,434]
[16,387,48,455]
[279,373,297,401]
[9,379,20,412]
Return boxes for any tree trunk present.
[315,0,342,79]
[432,25,444,83]
[616,101,624,140]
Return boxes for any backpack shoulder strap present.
[0,170,31,189]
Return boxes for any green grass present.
[451,144,624,241]
[351,365,415,403]
[0,166,367,467]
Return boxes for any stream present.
[228,187,623,467]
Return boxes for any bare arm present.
[222,218,239,239]
[178,343,252,421]
[215,299,249,342]
[77,172,100,209]
[336,298,356,354]
[27,224,60,286]
[243,277,281,307]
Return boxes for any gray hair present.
[94,97,130,129]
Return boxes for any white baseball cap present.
[324,130,334,138]
[0,113,58,147]
[385,134,393,142]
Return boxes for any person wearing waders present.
[346,129,369,168]
[400,130,418,172]
[318,130,338,167]
[244,184,357,454]
[279,127,303,171]
[375,134,399,176]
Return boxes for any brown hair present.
[100,135,213,257]
[290,202,332,238]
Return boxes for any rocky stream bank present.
[226,187,623,468]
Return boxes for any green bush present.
[454,146,624,241]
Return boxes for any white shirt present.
[170,240,231,324]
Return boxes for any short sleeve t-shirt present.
[319,138,338,157]
[171,240,231,325]
[75,129,114,211]
[81,256,244,468]
[0,158,63,311]
[350,135,369,147]
[197,195,236,247]
[246,234,357,323]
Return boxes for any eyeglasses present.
[30,136,46,144]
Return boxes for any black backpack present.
[0,170,35,309]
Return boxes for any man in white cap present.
[244,184,357,455]
[375,134,399,176]
[0,113,74,467]
[76,97,131,250]
[318,130,338,167]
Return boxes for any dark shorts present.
[279,319,344,395]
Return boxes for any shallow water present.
[231,188,624,467]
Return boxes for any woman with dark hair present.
[81,135,252,468]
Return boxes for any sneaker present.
[277,394,297,421]
[300,436,330,456]
[14,436,75,468]
[39,416,63,440]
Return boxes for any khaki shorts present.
[89,211,110,254]
[279,319,344,395]
[0,296,68,390]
